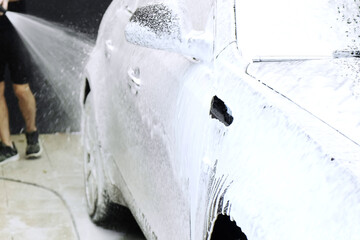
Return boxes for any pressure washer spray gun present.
[0,5,7,15]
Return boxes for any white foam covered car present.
[82,0,360,239]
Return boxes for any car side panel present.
[90,0,216,239]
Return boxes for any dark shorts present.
[0,1,29,85]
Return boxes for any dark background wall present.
[5,0,112,134]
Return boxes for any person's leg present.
[0,80,19,164]
[13,83,41,159]
[12,83,37,133]
[9,21,41,159]
[0,81,12,147]
[0,28,12,148]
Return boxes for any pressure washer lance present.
[253,49,360,62]
[333,50,360,58]
[0,5,6,15]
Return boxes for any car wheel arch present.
[83,78,91,105]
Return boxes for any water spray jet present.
[5,12,94,131]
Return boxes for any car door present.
[102,0,215,239]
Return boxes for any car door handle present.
[105,40,114,59]
[127,67,141,95]
[127,67,141,87]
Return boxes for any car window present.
[183,0,214,31]
[235,0,360,59]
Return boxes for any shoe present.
[25,130,42,159]
[0,142,20,165]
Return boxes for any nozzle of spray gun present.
[0,5,7,15]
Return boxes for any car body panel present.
[247,59,360,145]
[83,0,360,239]
[210,44,360,239]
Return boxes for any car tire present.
[83,92,138,230]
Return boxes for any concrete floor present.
[0,134,145,240]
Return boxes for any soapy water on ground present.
[5,12,94,129]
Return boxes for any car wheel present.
[83,92,110,224]
[85,150,132,228]
[83,91,140,230]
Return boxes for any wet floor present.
[0,134,145,240]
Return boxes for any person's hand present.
[0,0,9,16]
